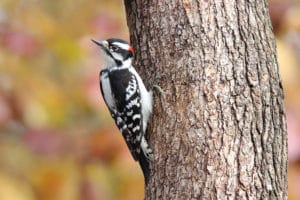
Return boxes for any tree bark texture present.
[124,0,287,199]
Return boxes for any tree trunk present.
[124,0,287,199]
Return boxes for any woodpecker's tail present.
[138,152,150,185]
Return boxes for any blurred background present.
[0,0,299,199]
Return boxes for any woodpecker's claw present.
[150,76,165,111]
[151,76,164,95]
[152,84,164,95]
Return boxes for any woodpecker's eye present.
[111,46,119,52]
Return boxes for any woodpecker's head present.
[92,38,133,68]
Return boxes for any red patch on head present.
[128,45,134,53]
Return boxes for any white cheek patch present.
[112,42,130,50]
[112,52,123,61]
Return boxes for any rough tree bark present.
[124,0,287,199]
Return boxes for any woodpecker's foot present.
[151,76,164,96]
[152,84,164,96]
[151,76,165,111]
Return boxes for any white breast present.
[100,71,115,109]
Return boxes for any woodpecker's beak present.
[91,39,109,50]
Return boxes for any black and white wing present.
[100,68,143,161]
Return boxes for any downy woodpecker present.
[92,38,153,184]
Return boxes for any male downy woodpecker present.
[92,38,153,183]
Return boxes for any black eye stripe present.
[110,45,119,52]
